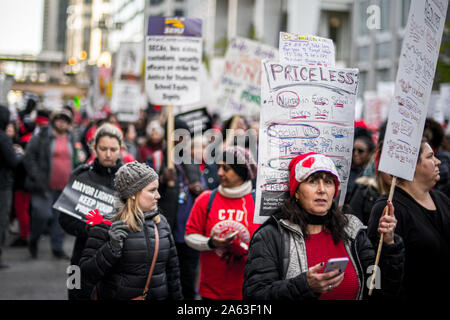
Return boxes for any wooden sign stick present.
[368,175,397,296]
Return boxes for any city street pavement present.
[0,232,75,300]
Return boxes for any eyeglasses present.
[353,148,368,154]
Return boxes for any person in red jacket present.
[185,146,259,300]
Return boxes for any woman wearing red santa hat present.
[243,152,404,300]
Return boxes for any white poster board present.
[111,42,144,121]
[42,89,63,110]
[279,32,335,67]
[440,83,450,120]
[110,82,142,122]
[378,0,448,180]
[145,17,202,106]
[254,60,359,224]
[114,42,144,80]
[86,65,101,117]
[427,91,444,124]
[215,37,278,120]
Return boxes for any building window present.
[401,0,411,28]
[174,9,184,17]
[359,0,370,36]
[358,45,370,62]
[376,68,390,82]
[376,41,391,59]
[379,0,391,31]
[150,0,164,5]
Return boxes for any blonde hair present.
[112,192,160,232]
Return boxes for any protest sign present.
[279,32,335,67]
[42,89,63,110]
[86,65,101,117]
[175,107,212,136]
[215,37,278,119]
[111,42,144,122]
[378,0,448,181]
[363,82,394,131]
[440,83,450,120]
[114,42,144,81]
[53,175,116,222]
[145,17,202,106]
[427,91,444,124]
[110,81,143,122]
[254,60,359,224]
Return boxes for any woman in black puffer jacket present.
[79,161,183,300]
[59,123,124,300]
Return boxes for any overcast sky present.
[0,0,43,55]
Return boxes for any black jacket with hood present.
[0,104,22,190]
[59,158,123,267]
[79,212,183,300]
[23,123,78,194]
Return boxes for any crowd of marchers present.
[1,99,450,301]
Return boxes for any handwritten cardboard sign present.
[215,37,278,119]
[53,176,116,222]
[145,17,202,106]
[254,60,359,223]
[279,32,335,67]
[378,0,448,180]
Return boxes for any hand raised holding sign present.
[85,209,112,226]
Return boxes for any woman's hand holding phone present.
[306,262,345,294]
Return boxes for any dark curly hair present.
[281,172,349,245]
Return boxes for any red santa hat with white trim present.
[288,152,341,198]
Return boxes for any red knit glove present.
[227,238,248,260]
[85,209,112,226]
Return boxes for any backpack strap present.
[204,188,218,235]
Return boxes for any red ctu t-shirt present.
[304,230,359,300]
[185,190,260,300]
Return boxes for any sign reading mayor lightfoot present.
[146,17,202,106]
[53,176,116,222]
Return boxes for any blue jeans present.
[30,190,65,253]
